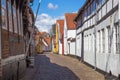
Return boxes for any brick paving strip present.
[20,52,104,80]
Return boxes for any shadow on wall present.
[23,54,80,80]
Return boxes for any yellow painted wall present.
[53,25,59,54]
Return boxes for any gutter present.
[118,0,120,75]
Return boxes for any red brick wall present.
[2,29,9,58]
[2,29,25,59]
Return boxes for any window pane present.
[1,0,7,30]
[8,0,13,32]
[107,26,111,53]
[17,9,21,35]
[102,29,105,52]
[93,0,96,12]
[13,1,17,33]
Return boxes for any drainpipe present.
[119,0,120,57]
[94,0,98,70]
[75,27,77,58]
[118,0,120,76]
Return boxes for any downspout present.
[75,24,77,58]
[94,0,98,70]
[118,0,120,76]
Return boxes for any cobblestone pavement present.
[20,52,104,80]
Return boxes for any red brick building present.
[0,0,34,80]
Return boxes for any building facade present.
[0,0,34,79]
[56,20,64,55]
[64,13,77,55]
[75,0,120,76]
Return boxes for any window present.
[13,1,17,34]
[85,9,87,19]
[93,0,96,13]
[89,34,92,51]
[98,0,106,6]
[107,26,111,53]
[20,12,23,36]
[102,0,106,4]
[17,8,21,35]
[1,0,7,30]
[102,29,105,52]
[115,25,119,53]
[98,0,102,5]
[7,0,13,32]
[98,30,101,52]
[88,7,90,16]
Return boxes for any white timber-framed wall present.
[67,30,76,55]
[75,0,120,76]
[64,18,68,55]
[64,13,76,55]
[57,23,62,55]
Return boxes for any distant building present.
[53,23,59,54]
[64,13,77,55]
[35,32,52,53]
[56,20,64,55]
[43,36,52,52]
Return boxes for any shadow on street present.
[22,54,80,80]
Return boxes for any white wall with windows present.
[83,28,95,66]
[76,0,120,76]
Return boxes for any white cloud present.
[48,3,58,10]
[35,13,64,32]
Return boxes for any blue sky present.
[32,0,86,32]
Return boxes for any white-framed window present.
[13,1,17,34]
[98,30,101,53]
[1,0,7,30]
[115,24,119,53]
[102,29,105,53]
[107,26,111,53]
[7,0,13,32]
[89,34,92,52]
[88,6,91,16]
[92,0,96,13]
[85,9,88,19]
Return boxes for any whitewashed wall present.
[59,41,62,54]
[64,19,68,55]
[76,34,82,57]
[68,30,76,38]
[70,42,75,55]
[83,8,119,76]
[76,0,120,76]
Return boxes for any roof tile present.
[65,13,77,30]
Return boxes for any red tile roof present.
[65,13,77,30]
[39,32,47,36]
[56,20,64,39]
[44,37,51,46]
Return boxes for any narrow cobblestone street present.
[21,52,104,80]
